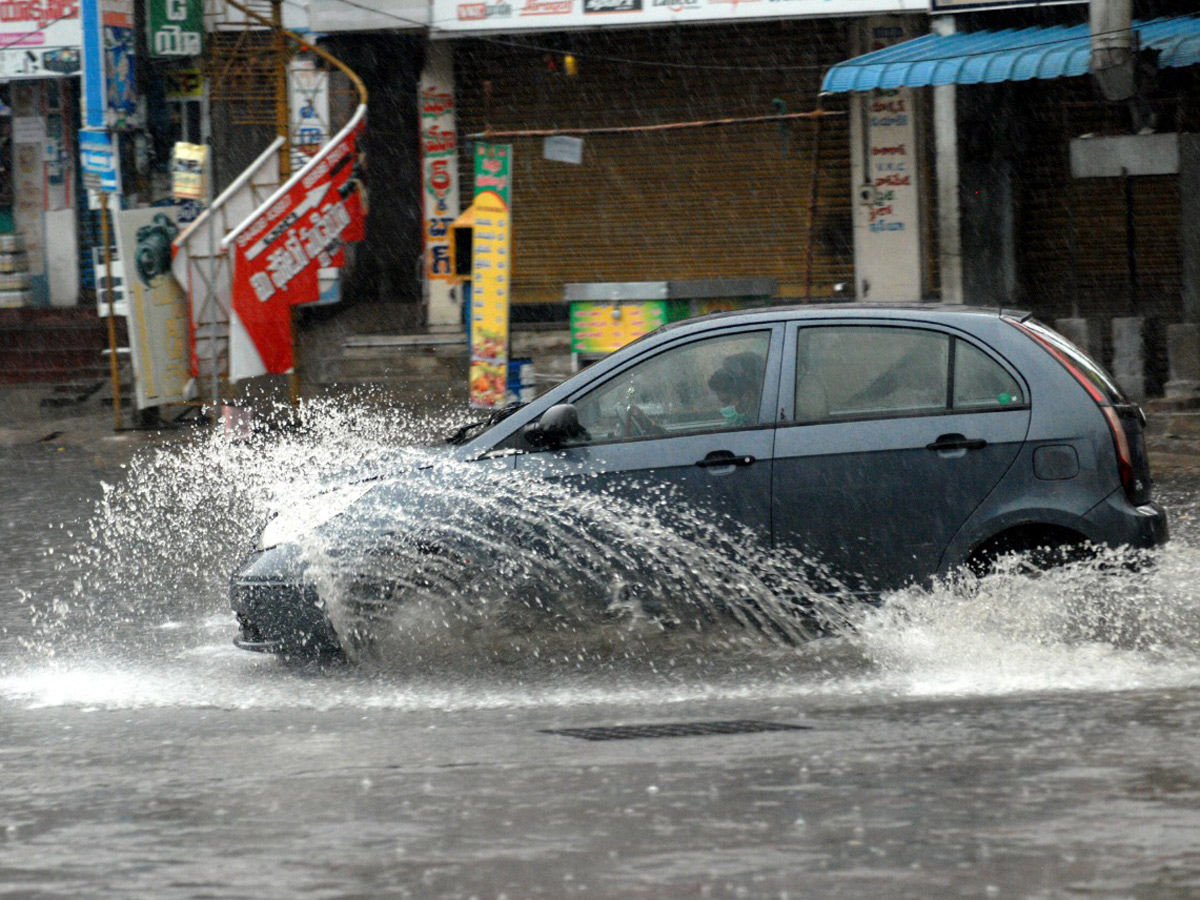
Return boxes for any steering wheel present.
[622,403,664,437]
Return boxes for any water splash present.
[852,546,1200,697]
[6,396,1200,710]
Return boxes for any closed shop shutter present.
[452,20,862,305]
[1015,77,1183,325]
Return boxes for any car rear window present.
[792,325,1028,423]
[1015,318,1128,404]
[795,326,950,420]
[954,339,1024,409]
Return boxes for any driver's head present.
[708,352,764,407]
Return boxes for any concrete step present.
[1165,411,1200,438]
[0,308,126,384]
[1145,395,1200,414]
[324,328,574,391]
[333,353,465,383]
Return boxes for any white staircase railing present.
[171,137,283,403]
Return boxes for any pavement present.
[0,386,209,466]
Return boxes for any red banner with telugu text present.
[229,112,366,375]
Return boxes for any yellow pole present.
[100,192,122,430]
[271,0,300,408]
[273,0,291,181]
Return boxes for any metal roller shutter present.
[452,20,860,304]
[1015,78,1182,324]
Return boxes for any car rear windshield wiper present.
[445,401,527,446]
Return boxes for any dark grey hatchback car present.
[231,304,1168,656]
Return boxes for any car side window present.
[953,339,1024,408]
[794,326,950,422]
[569,331,772,444]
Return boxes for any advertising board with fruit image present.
[468,143,512,409]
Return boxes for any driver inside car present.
[707,351,765,428]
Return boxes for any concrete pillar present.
[1055,317,1101,361]
[1181,136,1200,322]
[1165,322,1200,397]
[933,17,963,304]
[1112,316,1145,401]
[850,17,924,302]
[420,42,463,333]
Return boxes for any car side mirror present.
[524,403,587,449]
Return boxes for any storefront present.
[0,4,82,308]
[428,1,929,320]
[822,6,1200,390]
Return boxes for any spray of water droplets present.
[7,395,1200,708]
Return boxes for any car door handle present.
[926,434,988,452]
[695,451,757,468]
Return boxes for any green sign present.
[146,0,203,57]
[474,142,511,206]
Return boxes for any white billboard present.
[432,0,928,33]
[0,1,82,79]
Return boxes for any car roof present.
[656,301,1031,334]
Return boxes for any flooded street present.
[3,411,1200,899]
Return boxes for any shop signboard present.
[468,142,512,409]
[569,301,668,355]
[171,141,207,200]
[223,108,366,380]
[932,0,1080,8]
[146,0,203,57]
[0,0,82,81]
[432,0,926,33]
[165,66,203,98]
[80,127,119,192]
[114,207,192,408]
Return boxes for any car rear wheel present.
[965,524,1094,578]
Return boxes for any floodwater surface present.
[2,401,1199,899]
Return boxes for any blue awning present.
[821,16,1200,93]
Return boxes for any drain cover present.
[541,719,810,742]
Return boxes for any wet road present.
[3,427,1200,899]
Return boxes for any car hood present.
[257,445,507,552]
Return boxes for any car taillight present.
[1011,320,1141,503]
[1100,404,1139,501]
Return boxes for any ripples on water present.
[4,397,1200,710]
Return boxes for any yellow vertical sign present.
[469,143,512,409]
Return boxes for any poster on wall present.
[102,0,136,129]
[114,207,192,408]
[224,107,367,380]
[288,59,330,171]
[468,142,512,409]
[11,85,45,287]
